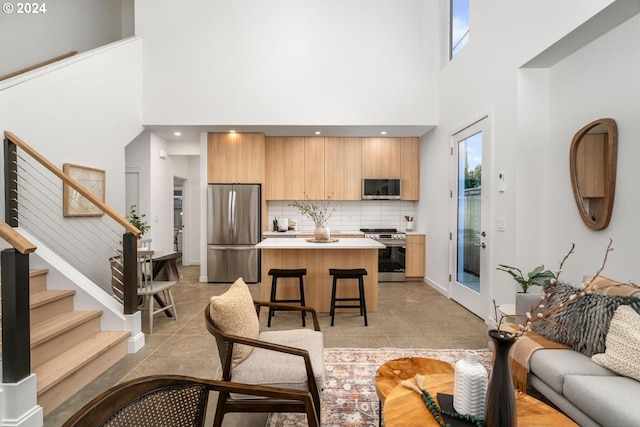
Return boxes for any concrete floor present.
[44,265,489,426]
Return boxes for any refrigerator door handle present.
[230,190,237,242]
[227,191,234,232]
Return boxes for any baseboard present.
[424,277,448,295]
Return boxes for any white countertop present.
[256,237,385,249]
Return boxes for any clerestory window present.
[450,0,469,60]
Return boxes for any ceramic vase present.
[314,225,330,241]
[485,329,517,427]
[453,350,487,419]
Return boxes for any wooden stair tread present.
[30,289,75,308]
[31,310,102,347]
[29,268,49,277]
[34,331,130,395]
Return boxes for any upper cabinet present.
[305,137,325,199]
[324,138,345,199]
[401,138,420,201]
[207,133,265,183]
[343,138,362,200]
[263,136,419,200]
[265,137,305,200]
[264,137,286,199]
[285,138,305,199]
[361,138,401,178]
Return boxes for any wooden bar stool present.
[267,268,307,327]
[329,268,368,326]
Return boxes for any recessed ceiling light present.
[229,130,236,134]
[174,131,182,136]
[315,131,321,135]
[381,131,387,135]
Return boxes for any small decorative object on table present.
[289,193,336,241]
[401,374,485,427]
[453,350,487,420]
[405,215,414,231]
[484,329,516,427]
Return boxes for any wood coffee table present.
[376,357,578,427]
[375,357,454,426]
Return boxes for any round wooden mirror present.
[569,118,618,230]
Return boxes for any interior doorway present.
[449,116,491,319]
[173,177,186,263]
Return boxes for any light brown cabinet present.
[264,136,418,201]
[361,138,401,178]
[324,138,345,199]
[264,137,286,200]
[264,137,306,200]
[285,138,305,200]
[343,138,362,200]
[207,133,265,183]
[401,138,420,200]
[305,137,325,199]
[405,234,425,279]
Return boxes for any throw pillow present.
[209,277,260,365]
[592,305,640,382]
[531,282,640,356]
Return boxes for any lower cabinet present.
[405,234,425,279]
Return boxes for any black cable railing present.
[2,131,139,385]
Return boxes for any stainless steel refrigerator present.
[207,184,261,283]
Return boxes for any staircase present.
[29,268,130,415]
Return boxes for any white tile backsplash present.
[267,200,415,232]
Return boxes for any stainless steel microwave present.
[362,179,401,200]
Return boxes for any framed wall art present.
[63,163,106,217]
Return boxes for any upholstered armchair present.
[204,277,324,427]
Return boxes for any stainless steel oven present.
[361,228,406,282]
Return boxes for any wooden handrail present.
[0,221,36,254]
[4,131,141,236]
[0,51,78,82]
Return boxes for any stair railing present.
[3,131,140,316]
[0,221,36,383]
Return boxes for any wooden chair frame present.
[63,375,318,427]
[204,301,322,427]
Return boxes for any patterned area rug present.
[266,347,492,427]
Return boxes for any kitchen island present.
[256,237,385,313]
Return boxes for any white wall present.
[0,37,144,218]
[420,0,621,319]
[0,0,134,76]
[541,13,640,281]
[135,0,438,128]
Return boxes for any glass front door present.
[450,117,490,318]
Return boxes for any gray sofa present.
[525,278,640,427]
[529,348,640,427]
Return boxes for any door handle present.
[474,242,486,248]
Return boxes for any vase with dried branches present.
[289,194,336,241]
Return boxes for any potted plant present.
[126,204,150,238]
[497,264,555,323]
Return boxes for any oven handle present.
[380,241,406,248]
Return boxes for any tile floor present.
[44,265,489,426]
